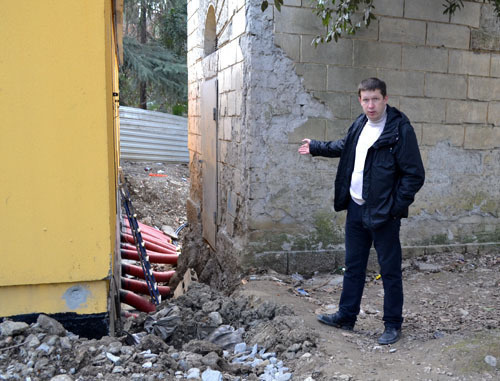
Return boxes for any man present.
[298,78,425,345]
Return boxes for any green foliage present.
[311,0,376,44]
[264,0,500,45]
[443,0,500,17]
[120,0,187,114]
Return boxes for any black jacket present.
[309,105,425,229]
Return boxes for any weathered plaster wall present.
[265,0,500,257]
[186,0,500,279]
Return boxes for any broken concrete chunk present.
[37,314,66,336]
[413,261,443,273]
[0,320,29,337]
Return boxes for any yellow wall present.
[0,1,120,316]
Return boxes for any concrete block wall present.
[265,0,500,256]
[187,0,500,277]
[186,0,254,283]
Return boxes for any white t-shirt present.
[350,111,387,205]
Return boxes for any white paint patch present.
[62,285,90,310]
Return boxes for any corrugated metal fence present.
[119,106,189,163]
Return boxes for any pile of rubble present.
[0,282,317,381]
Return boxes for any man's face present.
[358,89,388,122]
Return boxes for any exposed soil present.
[121,161,190,233]
[122,161,500,381]
[1,162,498,381]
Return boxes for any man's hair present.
[358,77,387,97]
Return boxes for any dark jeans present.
[339,199,403,329]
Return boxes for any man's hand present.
[298,139,311,155]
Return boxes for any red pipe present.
[123,228,177,251]
[121,249,178,264]
[122,219,172,243]
[126,227,174,248]
[119,290,156,313]
[121,233,176,254]
[121,242,176,256]
[122,263,175,283]
[121,277,171,296]
[120,242,178,254]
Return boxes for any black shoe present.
[317,312,354,330]
[378,327,401,345]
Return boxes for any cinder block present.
[379,17,426,45]
[421,124,465,147]
[377,69,424,97]
[427,23,470,49]
[217,68,230,93]
[325,119,349,141]
[424,73,467,99]
[227,91,236,116]
[295,63,327,91]
[231,7,246,39]
[187,46,204,67]
[283,0,301,6]
[218,42,237,70]
[234,92,243,116]
[301,36,352,66]
[187,0,197,19]
[188,98,200,117]
[468,76,500,101]
[491,54,500,78]
[274,33,300,62]
[402,46,448,73]
[449,50,490,76]
[353,41,401,69]
[188,133,200,153]
[400,97,446,123]
[187,9,199,35]
[218,139,228,162]
[488,102,500,126]
[287,118,327,143]
[464,126,500,149]
[313,92,351,119]
[346,16,379,41]
[446,100,488,124]
[450,1,481,28]
[373,0,404,17]
[227,191,238,217]
[231,63,244,91]
[412,123,423,144]
[351,94,364,118]
[223,116,232,140]
[327,66,377,92]
[471,30,500,52]
[189,115,201,135]
[274,6,324,35]
[404,0,449,23]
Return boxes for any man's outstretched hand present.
[298,139,311,155]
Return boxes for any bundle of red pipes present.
[119,219,178,313]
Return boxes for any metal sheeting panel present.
[119,106,188,162]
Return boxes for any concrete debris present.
[484,355,497,367]
[0,321,29,337]
[37,314,67,337]
[412,261,443,273]
[0,281,316,380]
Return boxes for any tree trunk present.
[139,0,147,109]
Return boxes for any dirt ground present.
[119,161,500,381]
[1,162,498,381]
[121,161,190,232]
[238,253,499,381]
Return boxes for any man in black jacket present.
[298,78,425,344]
